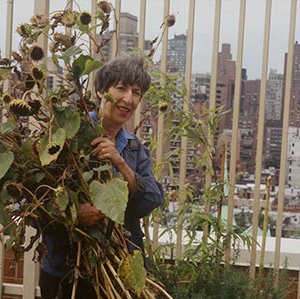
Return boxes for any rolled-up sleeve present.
[126,144,164,218]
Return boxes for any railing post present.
[134,0,147,137]
[250,0,272,279]
[111,0,121,58]
[203,0,222,243]
[153,0,170,251]
[175,0,195,260]
[225,0,246,263]
[274,0,297,285]
[1,0,14,295]
[23,227,38,299]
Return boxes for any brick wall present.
[2,250,22,299]
[2,249,41,299]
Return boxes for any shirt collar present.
[116,128,135,154]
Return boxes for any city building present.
[284,42,300,128]
[287,127,300,188]
[97,12,152,60]
[167,34,187,73]
[266,69,284,124]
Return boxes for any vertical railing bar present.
[23,3,50,298]
[87,0,97,92]
[153,0,170,251]
[1,4,14,292]
[111,0,121,58]
[1,0,14,123]
[208,0,222,111]
[250,0,272,279]
[5,0,14,60]
[274,0,297,282]
[175,0,196,260]
[203,0,222,242]
[134,0,147,138]
[90,0,97,58]
[225,0,246,263]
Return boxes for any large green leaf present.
[59,45,82,64]
[72,54,90,80]
[0,117,16,134]
[54,107,81,139]
[72,55,102,80]
[83,59,102,75]
[118,250,147,296]
[76,122,104,151]
[21,138,35,160]
[0,151,14,180]
[38,128,66,166]
[89,178,128,224]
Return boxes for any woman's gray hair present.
[94,54,151,96]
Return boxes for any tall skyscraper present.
[167,34,187,73]
[266,69,284,124]
[264,69,284,168]
[283,42,300,128]
[97,12,152,60]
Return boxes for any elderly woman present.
[39,55,164,299]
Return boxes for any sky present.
[0,0,299,79]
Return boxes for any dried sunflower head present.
[30,45,45,61]
[24,74,35,90]
[159,102,169,112]
[16,23,32,38]
[62,10,76,27]
[49,95,59,104]
[1,93,13,104]
[97,0,112,14]
[79,12,92,25]
[31,67,45,81]
[48,144,61,155]
[5,183,22,200]
[53,33,74,49]
[9,99,32,116]
[29,100,41,115]
[166,14,176,27]
[30,14,49,29]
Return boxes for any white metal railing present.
[0,0,300,298]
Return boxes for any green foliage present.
[0,151,14,179]
[90,178,128,224]
[118,250,147,297]
[151,259,294,299]
[143,63,292,299]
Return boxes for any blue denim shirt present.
[41,127,164,278]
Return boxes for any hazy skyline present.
[0,0,299,79]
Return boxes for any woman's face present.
[99,81,142,128]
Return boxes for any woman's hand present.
[77,202,103,226]
[91,136,124,167]
[91,136,137,193]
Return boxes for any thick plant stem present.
[105,260,133,299]
[71,240,82,299]
[100,262,115,299]
[146,278,173,299]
